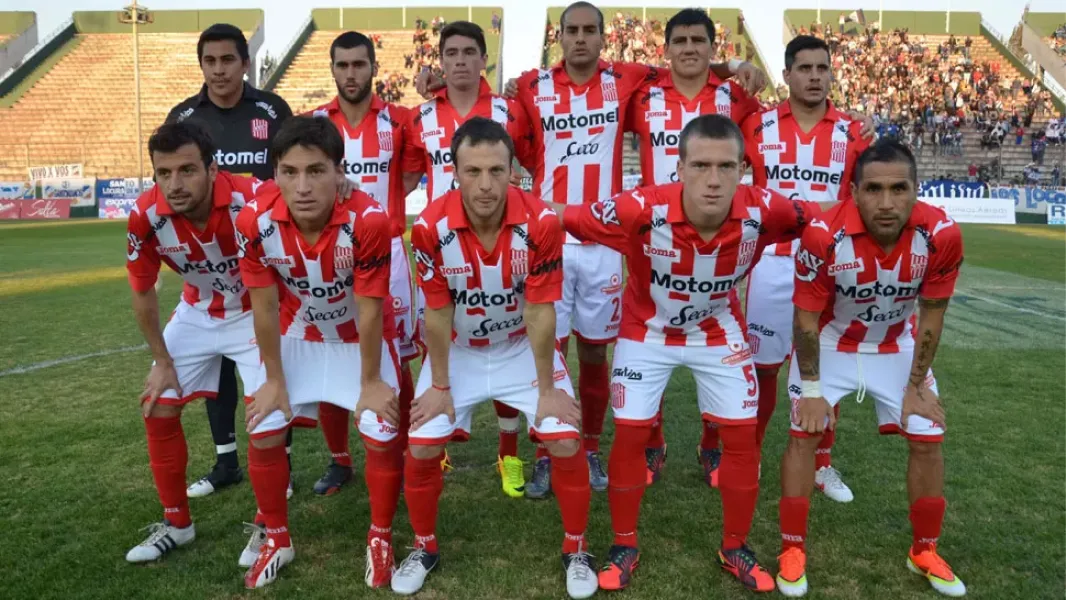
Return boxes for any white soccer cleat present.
[238,522,267,568]
[815,466,854,503]
[391,547,439,595]
[186,477,216,498]
[125,521,195,563]
[563,550,599,599]
[243,538,294,589]
[364,537,396,588]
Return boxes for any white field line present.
[955,288,1066,323]
[0,344,147,378]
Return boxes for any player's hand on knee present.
[410,385,455,430]
[535,388,581,430]
[357,377,400,426]
[795,396,832,434]
[141,361,181,418]
[901,384,945,429]
[246,378,290,433]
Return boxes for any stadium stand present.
[0,10,262,180]
[0,12,38,77]
[268,7,502,115]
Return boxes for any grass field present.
[1,219,1063,600]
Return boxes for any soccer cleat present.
[645,444,667,485]
[243,538,295,589]
[907,545,967,597]
[497,455,526,498]
[699,447,722,488]
[365,536,395,588]
[187,463,243,498]
[440,449,453,473]
[525,457,553,499]
[776,547,809,597]
[125,520,195,563]
[391,546,440,595]
[815,467,854,503]
[563,550,599,599]
[238,522,267,568]
[286,473,296,500]
[717,544,775,592]
[598,545,640,590]
[313,462,354,496]
[587,451,608,492]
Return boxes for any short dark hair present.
[784,35,831,70]
[197,23,249,63]
[330,31,376,65]
[854,139,918,184]
[450,117,515,167]
[678,114,745,161]
[439,21,487,57]
[148,121,216,169]
[271,116,344,166]
[665,8,716,47]
[560,1,605,35]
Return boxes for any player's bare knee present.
[545,437,580,458]
[410,443,445,460]
[147,402,182,419]
[251,431,287,450]
[907,438,943,461]
[755,365,778,379]
[786,434,822,456]
[364,441,390,453]
[576,340,607,364]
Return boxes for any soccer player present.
[307,31,420,497]
[403,20,536,498]
[237,116,404,589]
[510,2,768,498]
[392,117,596,599]
[741,35,871,502]
[166,23,294,499]
[555,114,825,592]
[776,140,966,598]
[124,121,260,563]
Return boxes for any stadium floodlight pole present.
[119,2,149,192]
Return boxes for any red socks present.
[779,496,810,552]
[365,444,403,544]
[608,424,652,547]
[404,450,444,553]
[718,424,760,550]
[144,415,191,528]
[647,408,665,448]
[319,401,353,468]
[755,369,779,448]
[536,444,550,460]
[815,405,840,470]
[910,496,946,553]
[700,420,720,451]
[494,400,520,458]
[578,359,609,453]
[248,443,291,548]
[550,449,591,553]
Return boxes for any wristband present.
[432,384,450,392]
[800,380,822,398]
[728,58,744,74]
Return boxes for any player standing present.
[124,122,260,563]
[237,116,404,589]
[776,140,966,598]
[741,35,870,502]
[166,23,295,499]
[556,115,824,592]
[404,20,536,498]
[392,118,596,599]
[307,31,420,497]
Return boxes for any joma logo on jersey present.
[759,143,784,153]
[430,149,453,167]
[157,243,190,255]
[342,160,390,176]
[644,110,670,120]
[335,247,353,270]
[828,258,864,275]
[651,269,741,294]
[535,95,559,103]
[836,281,918,300]
[765,164,842,185]
[421,128,445,140]
[643,245,679,259]
[261,256,294,267]
[541,108,618,132]
[179,257,239,275]
[439,264,473,276]
[650,131,680,147]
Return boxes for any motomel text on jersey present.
[651,269,742,294]
[283,274,355,298]
[342,159,390,176]
[215,149,268,167]
[430,149,453,166]
[836,281,918,299]
[451,288,517,307]
[179,257,240,275]
[541,108,618,132]
[765,164,842,184]
[650,131,680,147]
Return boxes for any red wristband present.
[432,384,450,392]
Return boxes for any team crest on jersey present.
[602,79,618,102]
[511,249,529,276]
[335,247,354,270]
[737,239,757,267]
[831,140,847,163]
[378,131,394,152]
[911,254,928,279]
[251,119,269,141]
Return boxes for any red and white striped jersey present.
[741,100,869,256]
[793,200,964,354]
[411,186,563,348]
[310,96,410,237]
[236,186,393,343]
[403,78,531,202]
[515,60,658,243]
[628,71,761,185]
[126,171,255,322]
[562,183,820,347]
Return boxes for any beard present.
[337,80,372,105]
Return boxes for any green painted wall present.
[1024,12,1066,38]
[784,9,980,35]
[73,9,262,34]
[0,11,35,35]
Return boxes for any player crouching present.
[391,118,596,599]
[776,140,966,597]
[236,116,404,589]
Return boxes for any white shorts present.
[556,244,623,343]
[390,236,418,362]
[250,337,403,447]
[786,349,944,441]
[154,302,262,406]
[408,339,579,444]
[745,254,794,369]
[609,338,759,426]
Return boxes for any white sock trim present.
[216,443,237,454]
[498,416,520,433]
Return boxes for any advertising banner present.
[95,177,153,201]
[42,178,96,207]
[18,199,73,219]
[918,180,989,198]
[989,185,1066,215]
[0,181,35,200]
[28,163,82,181]
[919,197,1015,224]
[0,199,20,219]
[98,197,139,219]
[1048,203,1066,225]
